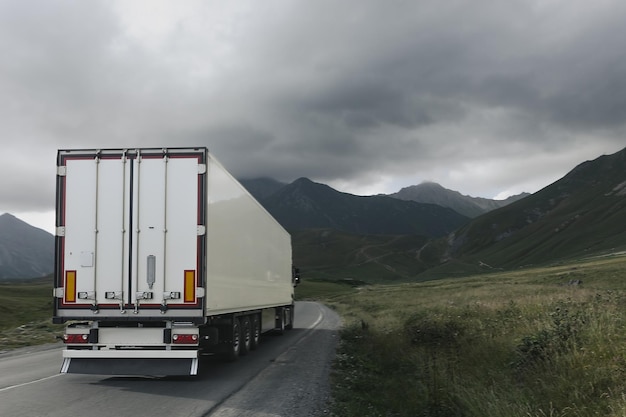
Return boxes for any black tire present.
[225,317,241,362]
[240,316,252,356]
[250,314,261,350]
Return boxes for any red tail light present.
[172,334,198,344]
[63,334,89,344]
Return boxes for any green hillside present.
[292,229,436,283]
[291,148,626,283]
[445,147,626,269]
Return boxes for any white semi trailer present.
[53,148,298,376]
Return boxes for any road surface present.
[0,301,340,417]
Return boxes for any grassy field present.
[322,254,626,417]
[3,257,626,416]
[0,278,63,351]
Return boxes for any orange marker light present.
[65,271,77,302]
[184,270,195,302]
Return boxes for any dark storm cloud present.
[1,0,626,229]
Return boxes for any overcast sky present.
[1,0,625,234]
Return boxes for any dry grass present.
[327,255,626,417]
[0,279,64,352]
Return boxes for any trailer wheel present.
[286,304,294,330]
[250,314,261,350]
[225,317,241,362]
[240,316,252,356]
[275,307,286,335]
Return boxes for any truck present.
[53,147,298,376]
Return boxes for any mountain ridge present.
[239,177,287,201]
[440,147,626,270]
[242,177,528,219]
[260,177,470,237]
[389,182,529,218]
[4,147,625,281]
[0,213,54,279]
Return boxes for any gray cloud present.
[1,0,625,231]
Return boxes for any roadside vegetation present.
[0,277,63,351]
[315,255,626,417]
[3,256,625,416]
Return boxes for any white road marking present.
[0,373,63,393]
[307,305,324,329]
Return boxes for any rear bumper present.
[63,349,198,359]
[61,349,199,376]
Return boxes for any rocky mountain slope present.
[239,177,287,201]
[243,177,528,219]
[259,177,469,237]
[0,213,54,279]
[389,182,529,218]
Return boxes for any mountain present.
[442,147,626,269]
[0,213,54,279]
[260,177,470,237]
[4,146,621,283]
[239,177,287,201]
[390,182,529,218]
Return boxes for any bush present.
[405,316,465,348]
[514,301,587,372]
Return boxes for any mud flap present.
[61,357,199,376]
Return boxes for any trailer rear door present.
[54,148,206,320]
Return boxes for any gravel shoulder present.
[206,302,342,417]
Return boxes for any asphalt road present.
[0,301,341,417]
